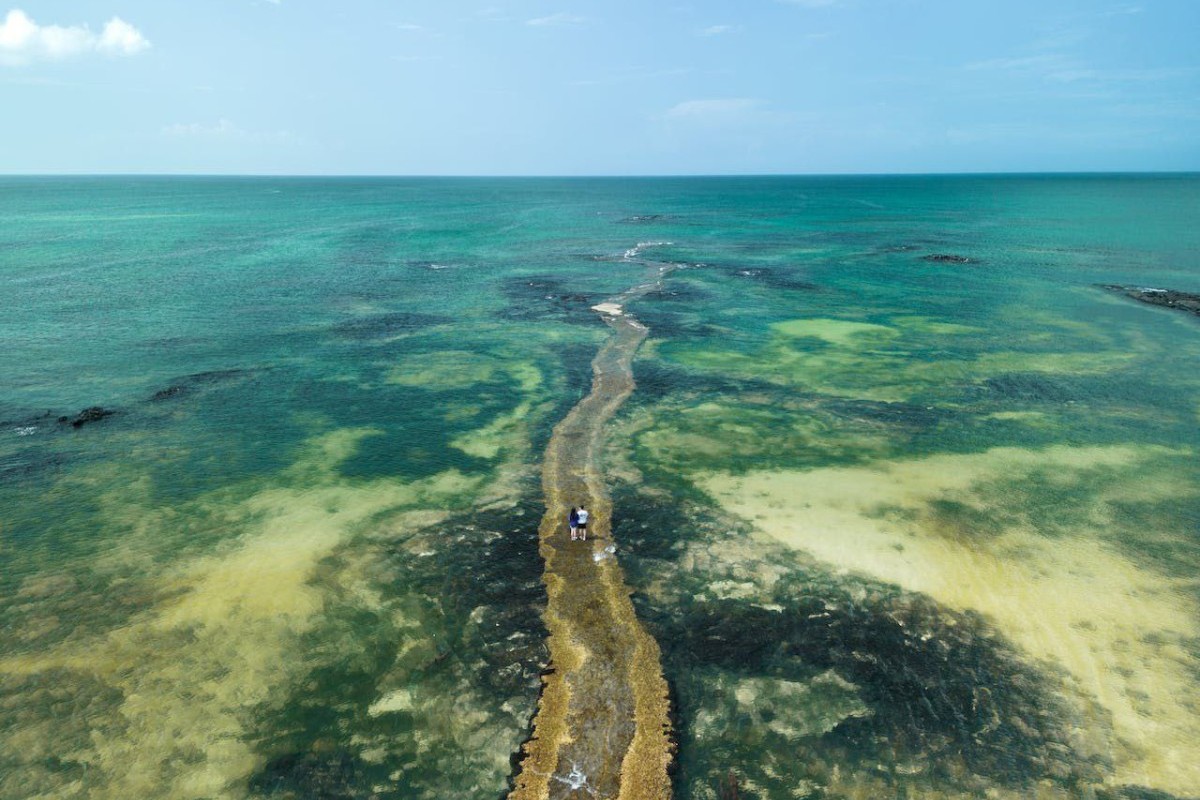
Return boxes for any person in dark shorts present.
[569,507,579,541]
[576,505,589,541]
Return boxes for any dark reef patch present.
[0,448,66,484]
[969,370,1176,413]
[825,397,946,430]
[638,281,712,306]
[610,482,1118,798]
[251,749,367,800]
[57,407,116,429]
[150,385,187,401]
[1102,284,1200,319]
[982,373,1080,404]
[921,253,980,264]
[1096,787,1188,800]
[629,360,782,405]
[498,275,606,327]
[701,262,822,292]
[246,492,548,799]
[148,367,263,402]
[526,342,600,457]
[617,214,680,224]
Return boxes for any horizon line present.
[1,169,1198,179]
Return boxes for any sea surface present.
[2,174,1199,799]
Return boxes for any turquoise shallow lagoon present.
[2,175,1199,799]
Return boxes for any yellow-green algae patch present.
[448,364,545,460]
[699,444,1200,797]
[662,311,1146,403]
[628,399,892,470]
[387,350,544,393]
[770,317,899,346]
[0,428,487,800]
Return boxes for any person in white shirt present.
[576,505,589,541]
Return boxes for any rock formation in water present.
[58,407,115,428]
[921,253,978,264]
[1102,284,1200,318]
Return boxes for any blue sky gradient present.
[2,1,1197,174]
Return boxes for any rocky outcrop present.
[1102,284,1200,318]
[58,407,115,428]
[921,254,978,264]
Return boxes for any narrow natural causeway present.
[509,269,676,800]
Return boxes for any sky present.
[1,1,1197,175]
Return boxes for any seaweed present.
[611,482,1113,798]
[498,275,606,327]
[245,494,549,799]
[981,373,1080,403]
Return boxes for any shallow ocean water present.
[2,175,1199,799]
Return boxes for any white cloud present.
[664,98,762,119]
[161,119,295,144]
[966,53,1195,85]
[0,9,148,66]
[699,25,736,37]
[965,54,1070,74]
[526,12,588,27]
[162,119,242,138]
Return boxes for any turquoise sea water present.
[2,175,1200,799]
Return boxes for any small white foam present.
[553,763,596,794]
[13,426,37,436]
[623,241,674,261]
[592,544,617,563]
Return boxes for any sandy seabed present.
[701,443,1200,797]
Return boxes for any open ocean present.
[2,174,1200,799]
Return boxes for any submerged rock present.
[150,385,186,401]
[499,275,603,326]
[921,253,978,264]
[1102,284,1200,318]
[58,407,115,428]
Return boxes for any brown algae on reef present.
[510,269,675,800]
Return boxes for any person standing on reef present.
[576,505,589,541]
[569,506,579,541]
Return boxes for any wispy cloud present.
[1099,4,1143,17]
[526,12,588,27]
[0,9,149,66]
[570,66,689,87]
[777,0,841,7]
[944,120,1159,146]
[664,98,762,119]
[698,25,737,37]
[967,53,1195,85]
[161,119,294,144]
[966,54,1070,73]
